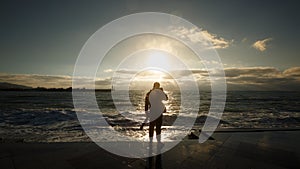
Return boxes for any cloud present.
[0,73,113,89]
[224,67,280,77]
[1,67,300,91]
[283,67,300,77]
[200,30,232,49]
[95,77,112,88]
[115,69,138,75]
[166,67,300,91]
[216,67,299,91]
[0,73,72,88]
[93,67,300,91]
[252,38,273,51]
[103,69,113,73]
[170,26,232,49]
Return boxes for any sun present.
[145,51,172,71]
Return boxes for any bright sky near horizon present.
[0,0,299,90]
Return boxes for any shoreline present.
[1,127,300,143]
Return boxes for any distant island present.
[0,82,112,92]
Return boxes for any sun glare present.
[129,69,176,90]
[146,52,171,71]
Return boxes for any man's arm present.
[144,91,151,111]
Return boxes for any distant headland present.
[0,82,112,92]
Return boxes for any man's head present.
[153,82,160,89]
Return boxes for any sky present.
[0,0,299,90]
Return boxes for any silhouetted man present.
[144,82,168,142]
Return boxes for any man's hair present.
[153,82,160,89]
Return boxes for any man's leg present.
[149,121,155,138]
[156,115,164,148]
[155,115,163,135]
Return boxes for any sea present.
[0,90,300,142]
